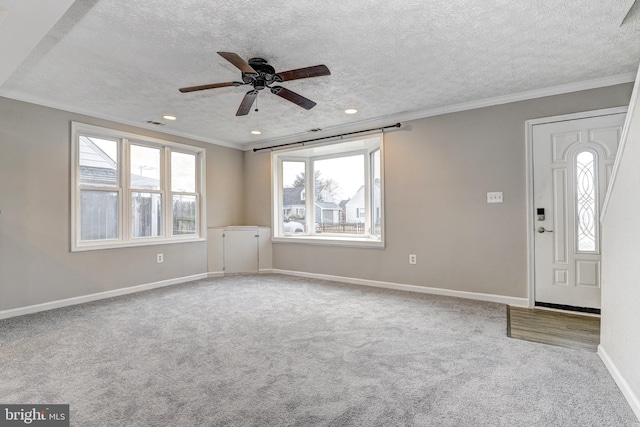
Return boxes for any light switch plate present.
[487,192,503,203]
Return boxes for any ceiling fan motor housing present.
[247,58,275,75]
[243,58,276,89]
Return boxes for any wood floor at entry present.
[507,306,600,352]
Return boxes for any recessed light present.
[163,115,177,121]
[345,108,358,114]
[251,130,262,135]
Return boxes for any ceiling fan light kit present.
[179,52,331,116]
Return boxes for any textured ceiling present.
[1,0,640,150]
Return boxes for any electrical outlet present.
[487,192,503,204]
[157,253,163,263]
[409,254,417,265]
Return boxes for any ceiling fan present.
[179,52,331,116]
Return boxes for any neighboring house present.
[315,201,341,225]
[344,187,364,223]
[78,136,117,186]
[283,186,341,224]
[79,137,162,240]
[79,136,159,189]
[283,187,305,220]
[314,185,335,204]
[344,179,381,223]
[339,199,349,223]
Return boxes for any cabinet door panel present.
[207,228,225,274]
[224,230,258,273]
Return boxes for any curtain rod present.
[252,122,402,152]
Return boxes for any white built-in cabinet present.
[207,226,272,274]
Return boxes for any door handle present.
[537,227,553,233]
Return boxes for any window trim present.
[71,122,206,252]
[271,133,385,248]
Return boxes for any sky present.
[283,155,365,201]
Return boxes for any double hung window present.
[71,123,205,251]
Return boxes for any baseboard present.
[598,345,640,421]
[0,269,528,319]
[0,273,208,320]
[273,269,529,307]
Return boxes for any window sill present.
[272,235,384,249]
[72,236,206,252]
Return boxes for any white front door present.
[532,112,625,310]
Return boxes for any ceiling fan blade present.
[270,86,316,110]
[236,90,259,116]
[275,65,330,82]
[179,81,238,93]
[218,52,258,74]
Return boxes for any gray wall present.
[601,76,640,416]
[0,97,244,311]
[0,83,634,311]
[244,84,633,298]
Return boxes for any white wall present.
[600,71,640,419]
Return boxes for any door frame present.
[524,106,628,308]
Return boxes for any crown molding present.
[245,72,637,151]
[2,72,635,153]
[0,90,243,150]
